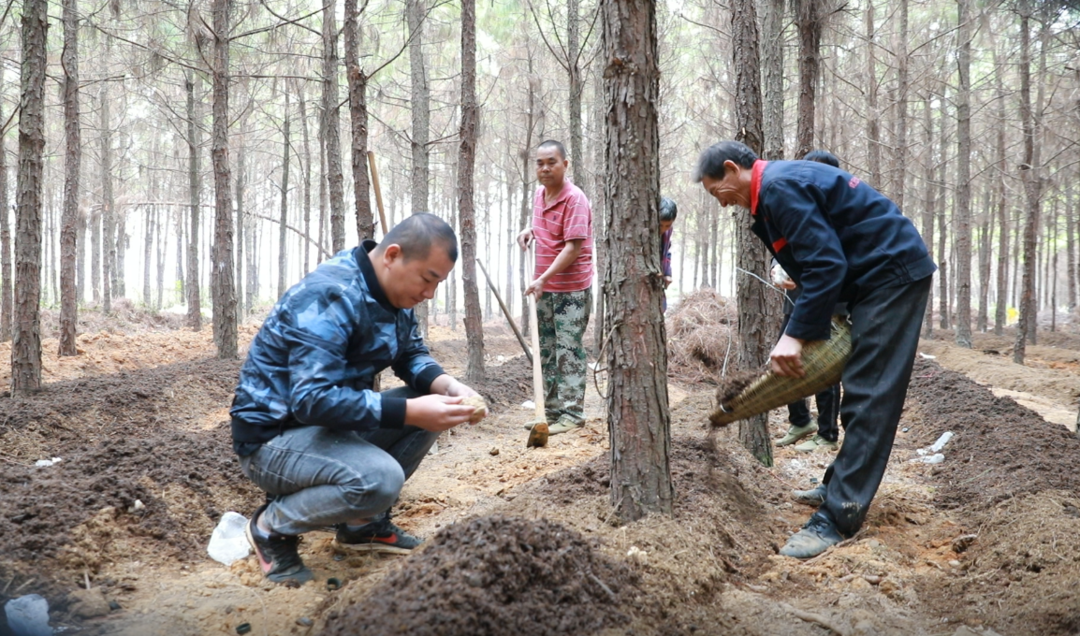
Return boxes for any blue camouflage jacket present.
[230,241,445,455]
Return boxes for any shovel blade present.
[526,422,549,448]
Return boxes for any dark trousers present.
[779,311,841,440]
[787,384,841,441]
[820,276,931,536]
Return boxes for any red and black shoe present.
[245,505,314,584]
[334,515,422,555]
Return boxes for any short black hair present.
[802,149,840,168]
[693,141,759,182]
[537,139,567,160]
[378,212,458,263]
[659,197,678,222]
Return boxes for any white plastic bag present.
[5,594,52,636]
[207,511,252,566]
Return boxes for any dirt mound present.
[470,356,532,410]
[666,289,736,384]
[0,358,256,576]
[917,491,1080,636]
[319,516,636,636]
[905,358,1080,510]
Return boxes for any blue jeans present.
[238,386,440,536]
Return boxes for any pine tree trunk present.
[761,0,785,160]
[891,0,908,210]
[211,0,237,359]
[100,84,114,313]
[993,40,1009,335]
[937,88,950,330]
[601,0,672,520]
[323,2,346,253]
[12,0,47,394]
[155,206,165,310]
[978,211,991,332]
[235,139,245,319]
[1067,185,1076,311]
[344,0,374,241]
[567,0,586,193]
[518,71,537,337]
[954,0,973,347]
[0,118,11,343]
[408,0,431,337]
[459,0,485,382]
[794,0,822,159]
[921,97,935,336]
[864,0,881,185]
[299,90,312,276]
[1014,7,1040,364]
[175,207,184,304]
[186,73,203,330]
[278,91,291,299]
[733,0,774,467]
[59,0,80,356]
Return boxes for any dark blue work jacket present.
[750,160,936,341]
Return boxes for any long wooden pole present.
[477,259,531,364]
[367,150,388,235]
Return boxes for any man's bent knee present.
[340,461,405,516]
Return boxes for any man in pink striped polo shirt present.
[516,140,594,435]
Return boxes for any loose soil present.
[1,308,1078,636]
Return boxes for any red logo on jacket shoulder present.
[848,176,861,188]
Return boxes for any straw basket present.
[709,317,852,426]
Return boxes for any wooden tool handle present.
[527,245,545,423]
[367,150,388,236]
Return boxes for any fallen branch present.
[779,602,850,636]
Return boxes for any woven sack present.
[709,317,851,426]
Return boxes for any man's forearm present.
[539,240,583,282]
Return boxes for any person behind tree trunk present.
[659,196,677,313]
[774,149,845,453]
[230,213,484,585]
[695,141,935,559]
[517,139,594,436]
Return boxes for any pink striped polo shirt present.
[532,180,594,293]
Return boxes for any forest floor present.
[1,305,1079,636]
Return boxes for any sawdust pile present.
[320,516,636,636]
[666,289,736,384]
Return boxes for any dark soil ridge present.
[906,357,1080,510]
[0,358,254,572]
[320,516,637,636]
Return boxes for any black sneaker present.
[779,512,845,559]
[335,516,422,555]
[245,505,314,584]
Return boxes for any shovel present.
[525,245,549,448]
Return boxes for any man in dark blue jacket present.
[231,213,482,584]
[694,141,935,558]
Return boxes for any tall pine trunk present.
[344,0,374,241]
[459,0,485,382]
[601,0,672,520]
[186,73,203,330]
[733,0,774,466]
[211,0,237,358]
[12,0,47,394]
[954,0,973,347]
[0,112,10,343]
[407,0,431,337]
[59,0,81,356]
[761,0,785,160]
[1014,7,1041,363]
[100,84,114,313]
[323,1,346,253]
[794,0,823,158]
[278,91,291,299]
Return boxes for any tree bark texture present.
[235,137,245,318]
[211,0,237,359]
[921,97,935,336]
[864,0,880,186]
[992,39,1009,335]
[407,0,430,337]
[732,0,774,467]
[794,0,823,159]
[278,91,291,300]
[12,0,47,395]
[323,2,346,253]
[891,0,908,209]
[761,0,785,160]
[1014,8,1039,364]
[58,0,80,356]
[186,73,203,331]
[299,90,312,276]
[459,0,485,382]
[954,0,972,348]
[0,117,11,343]
[601,0,673,520]
[344,0,374,241]
[568,0,586,193]
[100,84,114,313]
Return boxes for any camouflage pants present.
[536,288,592,425]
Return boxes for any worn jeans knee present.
[338,453,405,517]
